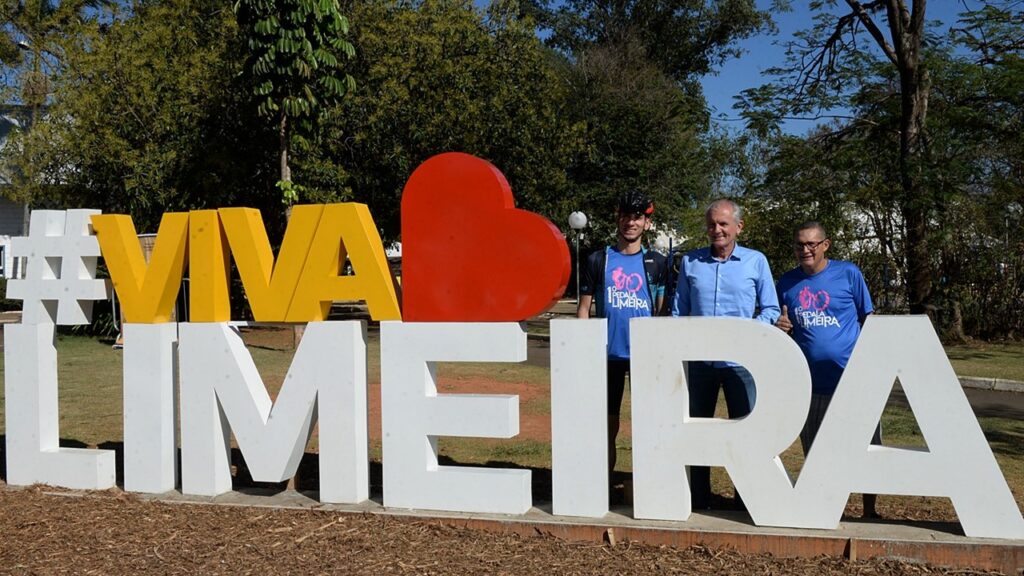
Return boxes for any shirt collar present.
[702,243,745,262]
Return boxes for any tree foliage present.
[555,34,707,243]
[234,0,355,202]
[535,0,771,83]
[297,0,584,242]
[1,0,792,296]
[0,0,112,221]
[738,2,1024,338]
[528,0,771,246]
[3,0,282,233]
[739,0,942,316]
[0,0,110,107]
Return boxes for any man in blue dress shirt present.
[671,199,780,510]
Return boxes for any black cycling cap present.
[618,190,654,216]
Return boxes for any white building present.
[0,112,29,278]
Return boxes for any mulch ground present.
[0,486,1004,575]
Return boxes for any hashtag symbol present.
[7,210,111,325]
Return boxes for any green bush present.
[0,278,22,312]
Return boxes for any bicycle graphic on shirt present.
[612,267,644,293]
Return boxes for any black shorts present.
[801,392,882,454]
[607,359,629,417]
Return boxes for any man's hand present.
[776,304,793,333]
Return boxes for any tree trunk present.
[279,111,291,183]
[899,130,931,316]
[948,300,967,343]
[279,110,303,349]
[886,0,933,315]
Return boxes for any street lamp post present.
[568,211,587,304]
[1002,203,1023,276]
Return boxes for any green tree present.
[300,0,583,242]
[234,0,355,205]
[528,0,771,246]
[556,34,711,244]
[740,127,905,311]
[739,0,938,314]
[0,0,110,111]
[925,5,1024,338]
[0,0,111,229]
[738,4,1024,337]
[3,0,283,233]
[536,0,771,83]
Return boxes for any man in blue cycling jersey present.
[578,192,668,482]
[776,221,880,518]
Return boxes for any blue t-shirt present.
[605,248,654,360]
[776,260,874,394]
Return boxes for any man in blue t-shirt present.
[578,191,667,478]
[775,221,880,517]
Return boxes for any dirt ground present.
[0,486,1002,575]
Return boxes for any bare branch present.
[790,11,857,99]
[713,113,883,126]
[845,0,898,64]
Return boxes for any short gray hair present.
[706,199,742,223]
[795,221,827,238]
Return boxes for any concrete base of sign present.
[126,489,1024,575]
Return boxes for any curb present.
[960,376,1024,394]
[525,330,1024,394]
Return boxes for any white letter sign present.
[123,322,179,493]
[630,317,810,523]
[550,318,608,517]
[4,323,116,489]
[179,321,369,503]
[380,321,530,514]
[4,209,114,490]
[788,316,1024,539]
[3,205,1023,541]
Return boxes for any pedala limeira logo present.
[3,153,1022,540]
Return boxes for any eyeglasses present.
[793,239,828,251]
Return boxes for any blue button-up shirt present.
[671,244,780,324]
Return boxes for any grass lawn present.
[944,340,1024,382]
[0,328,1021,523]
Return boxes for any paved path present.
[525,338,1024,419]
[528,302,1024,420]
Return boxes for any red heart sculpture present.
[401,152,570,322]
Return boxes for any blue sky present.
[700,1,981,135]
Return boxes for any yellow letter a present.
[91,213,189,323]
[286,203,401,322]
